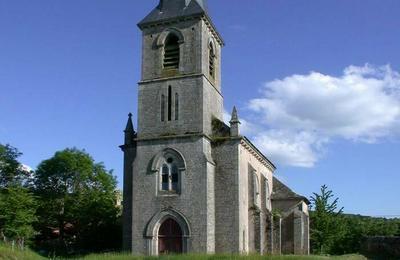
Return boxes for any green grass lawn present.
[0,244,46,260]
[81,253,366,260]
[0,245,366,260]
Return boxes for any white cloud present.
[20,164,34,172]
[244,64,400,167]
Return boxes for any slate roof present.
[272,177,310,204]
[138,0,208,28]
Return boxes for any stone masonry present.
[121,0,310,255]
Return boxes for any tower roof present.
[138,0,208,28]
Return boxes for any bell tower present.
[122,0,225,254]
[137,0,224,138]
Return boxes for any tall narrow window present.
[209,42,215,78]
[154,149,185,195]
[175,93,179,120]
[159,157,180,193]
[164,34,180,70]
[162,164,169,191]
[265,178,270,210]
[168,86,172,121]
[161,95,165,122]
[171,164,179,191]
[253,173,260,206]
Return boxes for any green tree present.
[0,144,37,249]
[33,148,121,254]
[331,214,400,255]
[310,185,344,254]
[0,144,29,187]
[0,186,37,249]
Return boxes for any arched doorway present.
[158,218,183,254]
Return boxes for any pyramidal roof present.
[138,0,208,28]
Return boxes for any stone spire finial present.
[125,113,134,132]
[124,113,135,145]
[230,106,241,137]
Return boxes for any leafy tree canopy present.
[0,186,37,247]
[33,148,120,254]
[0,144,29,188]
[0,144,37,249]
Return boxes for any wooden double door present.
[158,218,183,254]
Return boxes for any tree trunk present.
[59,198,66,252]
[18,238,25,250]
[0,231,6,243]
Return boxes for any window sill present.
[158,191,180,197]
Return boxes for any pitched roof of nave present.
[272,177,310,205]
[138,0,207,28]
[211,117,276,171]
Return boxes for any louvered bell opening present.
[164,34,180,70]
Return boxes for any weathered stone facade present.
[121,0,310,255]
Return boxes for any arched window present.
[164,34,180,70]
[265,178,271,210]
[160,158,180,192]
[161,164,169,190]
[209,42,215,78]
[151,148,186,196]
[253,173,260,206]
[153,149,185,194]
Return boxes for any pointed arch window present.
[155,150,185,194]
[160,158,180,192]
[164,34,180,70]
[209,42,215,78]
[162,164,169,190]
[253,173,260,206]
[265,178,271,210]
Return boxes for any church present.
[121,0,310,255]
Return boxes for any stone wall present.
[212,140,240,253]
[281,213,294,254]
[131,136,216,254]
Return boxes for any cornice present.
[240,137,276,172]
[138,73,223,97]
[138,14,224,46]
[135,133,213,143]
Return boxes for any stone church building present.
[121,0,310,255]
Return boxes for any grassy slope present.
[0,245,366,260]
[0,244,45,260]
[82,253,367,260]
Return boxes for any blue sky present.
[1,0,399,217]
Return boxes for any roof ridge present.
[138,0,207,28]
